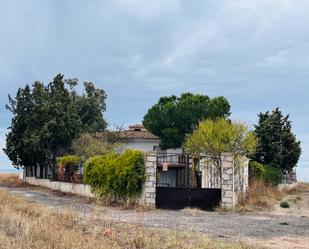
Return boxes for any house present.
[118,124,161,152]
[119,124,182,154]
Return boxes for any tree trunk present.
[39,164,44,179]
[50,154,57,181]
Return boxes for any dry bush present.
[239,180,283,211]
[0,189,256,249]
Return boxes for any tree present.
[184,118,257,186]
[75,82,107,133]
[4,74,108,178]
[72,132,120,160]
[4,85,35,170]
[143,93,231,150]
[253,108,301,173]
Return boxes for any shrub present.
[72,133,120,159]
[57,155,82,183]
[249,161,282,186]
[280,201,290,208]
[239,179,283,210]
[84,149,145,202]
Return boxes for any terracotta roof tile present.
[120,130,159,140]
[95,125,159,141]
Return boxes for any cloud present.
[0,0,308,178]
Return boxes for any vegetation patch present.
[238,180,283,211]
[280,201,290,208]
[279,222,289,225]
[84,149,145,203]
[249,161,282,186]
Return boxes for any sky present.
[0,0,308,181]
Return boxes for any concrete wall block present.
[223,190,233,197]
[147,156,156,162]
[145,197,155,204]
[146,192,155,198]
[222,184,232,191]
[222,197,232,203]
[222,161,232,169]
[147,172,156,177]
[222,174,232,181]
[145,165,156,173]
[146,162,155,168]
[149,176,156,182]
[225,169,233,175]
[145,187,155,193]
[145,181,153,187]
[223,179,232,185]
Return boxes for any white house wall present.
[120,140,160,153]
[120,139,182,154]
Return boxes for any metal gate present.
[155,153,221,210]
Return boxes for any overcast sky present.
[0,0,308,181]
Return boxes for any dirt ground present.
[0,181,309,249]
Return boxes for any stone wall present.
[24,152,248,209]
[221,153,234,207]
[138,152,157,207]
[24,152,158,207]
[221,153,249,208]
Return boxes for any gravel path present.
[1,185,309,248]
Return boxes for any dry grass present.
[0,189,256,249]
[281,182,309,195]
[0,173,23,186]
[237,180,283,211]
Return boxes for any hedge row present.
[84,149,145,201]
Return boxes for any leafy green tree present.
[143,93,231,150]
[253,108,301,173]
[4,74,108,179]
[75,82,107,133]
[184,118,257,187]
[184,118,257,165]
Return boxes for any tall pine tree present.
[254,108,301,173]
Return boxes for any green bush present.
[84,149,145,202]
[249,161,282,186]
[57,155,81,182]
[58,155,81,167]
[280,201,290,208]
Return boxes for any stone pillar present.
[221,153,234,208]
[242,158,249,193]
[139,152,157,207]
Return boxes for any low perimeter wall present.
[24,152,157,207]
[25,177,94,198]
[278,182,298,191]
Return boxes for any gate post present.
[221,153,235,208]
[139,152,157,207]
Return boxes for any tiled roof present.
[95,124,159,141]
[120,130,159,140]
